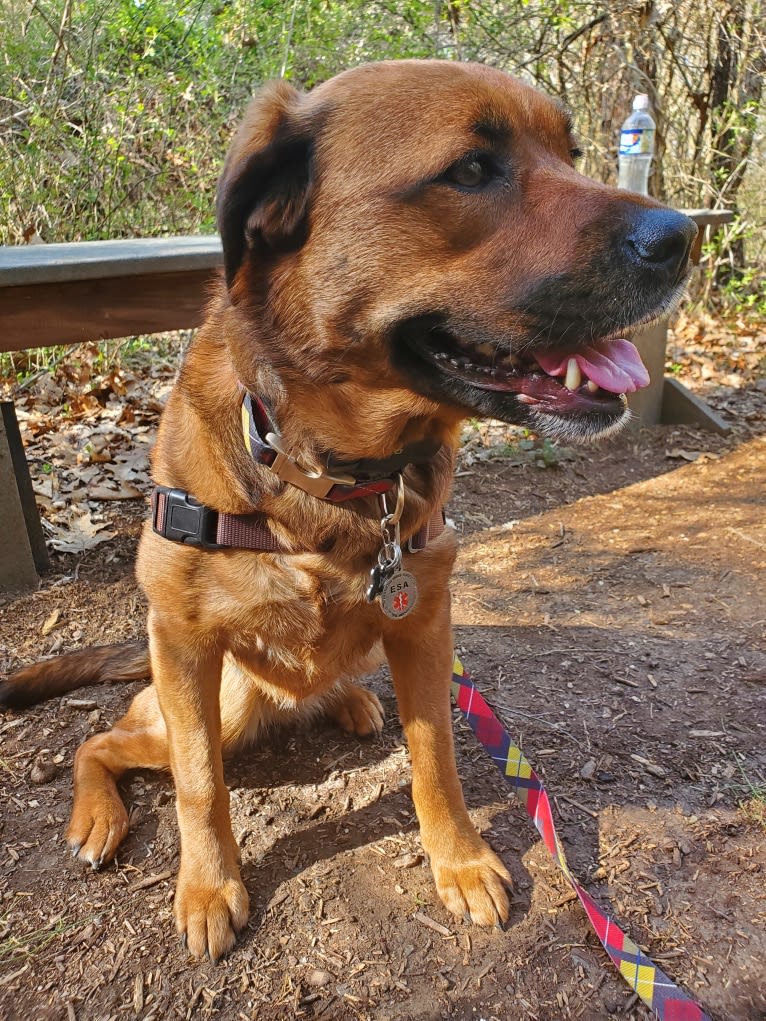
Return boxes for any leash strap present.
[450,656,711,1021]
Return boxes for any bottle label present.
[620,128,654,156]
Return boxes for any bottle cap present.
[633,94,650,111]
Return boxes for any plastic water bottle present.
[617,95,656,195]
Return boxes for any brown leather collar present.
[151,485,445,554]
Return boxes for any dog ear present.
[217,81,314,289]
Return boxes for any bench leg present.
[626,321,668,426]
[0,401,49,592]
[626,323,731,434]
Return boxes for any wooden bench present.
[0,236,222,591]
[0,214,733,591]
[0,235,222,352]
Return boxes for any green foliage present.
[0,0,454,243]
[0,332,185,387]
[718,267,766,317]
[704,216,766,315]
[492,436,571,468]
[2,0,238,241]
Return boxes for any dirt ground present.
[1,330,764,1021]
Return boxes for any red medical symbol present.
[392,591,409,612]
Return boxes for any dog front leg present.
[383,595,511,927]
[149,613,249,959]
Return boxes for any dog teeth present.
[586,380,599,393]
[564,358,582,391]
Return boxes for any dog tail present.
[0,641,150,710]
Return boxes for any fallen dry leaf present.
[86,483,143,501]
[665,448,720,462]
[40,608,61,636]
[46,508,115,553]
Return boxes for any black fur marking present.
[217,132,315,288]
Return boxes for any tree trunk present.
[709,1,765,278]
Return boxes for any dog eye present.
[443,155,493,189]
[570,146,584,164]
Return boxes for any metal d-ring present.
[379,473,405,527]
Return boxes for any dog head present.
[217,61,695,446]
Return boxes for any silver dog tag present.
[379,569,418,619]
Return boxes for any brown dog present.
[1,60,695,961]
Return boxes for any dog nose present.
[624,208,697,279]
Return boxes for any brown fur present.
[2,61,694,961]
[0,642,149,708]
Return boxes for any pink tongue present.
[534,339,650,394]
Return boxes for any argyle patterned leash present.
[450,656,711,1021]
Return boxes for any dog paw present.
[329,683,385,737]
[67,791,129,869]
[175,870,249,961]
[430,840,512,928]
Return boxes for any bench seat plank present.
[0,268,221,352]
[0,235,222,286]
[0,236,224,352]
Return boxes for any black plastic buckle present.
[152,487,221,549]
